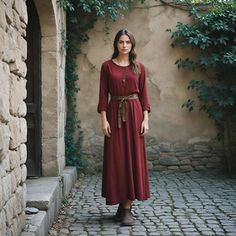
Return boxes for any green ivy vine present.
[167,0,236,140]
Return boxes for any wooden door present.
[25,0,42,177]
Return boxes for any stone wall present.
[0,0,27,234]
[75,0,225,173]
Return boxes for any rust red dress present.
[97,59,150,205]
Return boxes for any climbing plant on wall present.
[167,0,236,140]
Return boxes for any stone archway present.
[32,0,66,176]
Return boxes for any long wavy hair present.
[112,29,140,74]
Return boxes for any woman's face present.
[117,35,132,56]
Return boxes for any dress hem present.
[102,195,151,206]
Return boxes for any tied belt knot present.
[111,93,139,128]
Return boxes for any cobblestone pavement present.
[49,171,236,236]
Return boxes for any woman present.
[97,29,150,226]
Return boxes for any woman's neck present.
[115,54,130,66]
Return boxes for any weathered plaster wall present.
[76,0,224,172]
[0,0,27,234]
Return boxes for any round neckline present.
[111,59,130,68]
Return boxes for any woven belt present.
[111,93,139,128]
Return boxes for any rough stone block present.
[22,183,26,209]
[193,144,211,152]
[10,75,27,116]
[20,144,27,164]
[175,152,190,157]
[4,154,10,172]
[12,8,21,31]
[5,0,14,6]
[19,101,27,117]
[5,6,13,25]
[16,185,24,214]
[9,53,27,77]
[9,116,20,149]
[15,166,22,185]
[9,150,20,170]
[0,1,6,30]
[20,118,27,143]
[11,169,17,193]
[191,160,200,167]
[0,124,10,161]
[20,21,26,30]
[168,165,179,170]
[192,151,208,158]
[4,195,17,226]
[159,142,171,152]
[173,143,186,152]
[153,165,167,171]
[2,174,12,202]
[17,211,26,234]
[180,165,193,172]
[0,156,10,177]
[9,116,27,149]
[0,61,10,123]
[0,27,15,63]
[159,156,179,166]
[13,0,28,24]
[21,164,27,183]
[179,159,191,165]
[10,216,18,236]
[0,162,6,178]
[0,210,6,236]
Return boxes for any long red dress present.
[97,59,150,205]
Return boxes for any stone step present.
[26,177,62,211]
[21,167,77,236]
[21,211,48,236]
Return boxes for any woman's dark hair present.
[112,29,140,74]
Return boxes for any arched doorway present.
[25,0,66,177]
[25,0,42,177]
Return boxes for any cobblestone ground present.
[49,171,236,236]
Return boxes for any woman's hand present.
[102,119,111,137]
[141,118,149,136]
[101,111,111,137]
[141,110,149,136]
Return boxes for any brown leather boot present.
[120,208,135,226]
[114,204,124,221]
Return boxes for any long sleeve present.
[139,63,151,113]
[97,63,109,113]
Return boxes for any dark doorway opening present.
[25,0,42,177]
